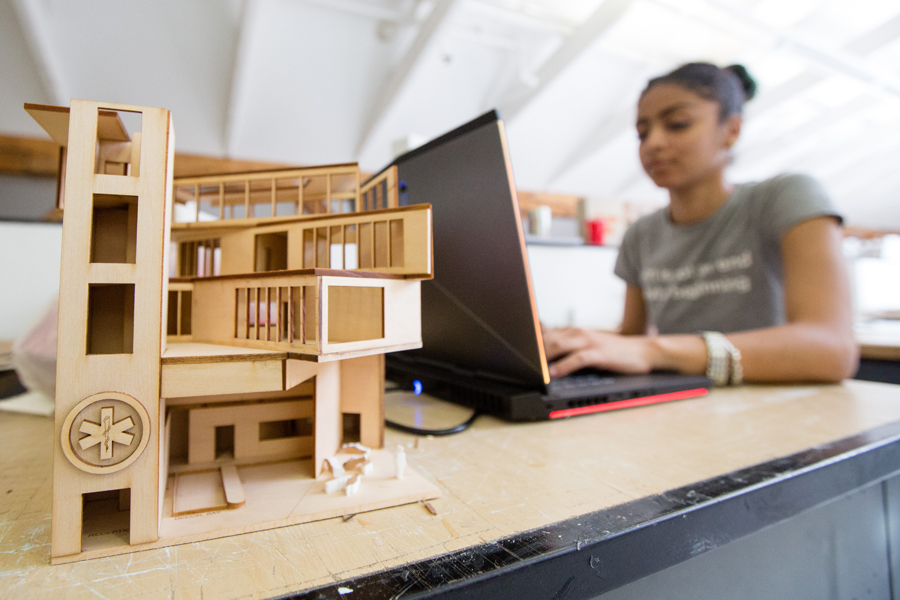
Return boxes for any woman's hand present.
[543,327,659,378]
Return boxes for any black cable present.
[385,410,480,436]
[383,389,480,436]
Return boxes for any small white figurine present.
[325,475,350,494]
[394,445,407,479]
[342,442,371,457]
[326,457,345,478]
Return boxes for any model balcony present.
[170,204,433,280]
[167,269,421,361]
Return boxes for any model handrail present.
[172,164,399,223]
[359,166,398,212]
[171,205,432,279]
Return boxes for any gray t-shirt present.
[614,174,841,335]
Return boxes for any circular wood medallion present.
[61,392,151,474]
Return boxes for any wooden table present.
[857,319,900,361]
[855,320,900,386]
[4,380,900,598]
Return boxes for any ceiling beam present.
[0,134,60,177]
[355,0,460,157]
[732,95,879,176]
[300,0,408,22]
[828,157,900,206]
[466,0,574,35]
[302,0,576,34]
[798,130,900,182]
[0,132,293,179]
[9,0,68,106]
[811,130,900,187]
[545,71,821,190]
[223,0,260,157]
[744,70,825,118]
[498,0,634,122]
[845,12,900,56]
[546,5,900,188]
[674,0,900,99]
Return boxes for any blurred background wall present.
[1,0,899,339]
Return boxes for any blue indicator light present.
[412,380,423,395]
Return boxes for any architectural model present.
[25,99,439,564]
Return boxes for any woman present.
[543,63,858,385]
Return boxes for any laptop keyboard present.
[547,372,618,393]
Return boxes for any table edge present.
[286,418,900,600]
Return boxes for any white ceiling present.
[2,0,900,229]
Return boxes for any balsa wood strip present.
[173,470,228,516]
[170,204,429,231]
[174,163,359,187]
[162,341,282,360]
[220,464,245,508]
[161,359,284,398]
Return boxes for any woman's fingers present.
[549,349,593,378]
[547,335,654,378]
[543,329,590,361]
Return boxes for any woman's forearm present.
[648,323,859,383]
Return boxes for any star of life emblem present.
[61,393,150,474]
[78,407,135,460]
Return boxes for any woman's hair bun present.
[725,64,757,101]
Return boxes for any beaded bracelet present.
[702,331,743,386]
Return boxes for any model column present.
[52,100,173,559]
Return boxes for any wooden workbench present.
[4,380,900,598]
[857,319,900,361]
[855,320,900,387]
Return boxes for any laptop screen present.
[390,110,550,386]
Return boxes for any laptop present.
[382,110,712,421]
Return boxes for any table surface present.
[4,380,900,599]
[857,319,900,360]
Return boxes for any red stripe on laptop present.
[548,388,709,419]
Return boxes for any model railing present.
[294,205,430,276]
[172,164,399,224]
[166,282,194,341]
[178,238,220,278]
[235,284,318,347]
[359,166,398,212]
[170,205,432,279]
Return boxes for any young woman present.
[543,63,858,385]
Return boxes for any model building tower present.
[25,100,174,558]
[27,100,438,564]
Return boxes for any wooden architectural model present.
[25,99,440,564]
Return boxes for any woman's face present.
[636,83,741,190]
